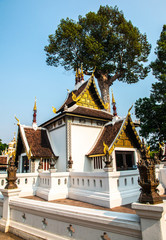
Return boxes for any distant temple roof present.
[15,125,57,163]
[0,156,7,169]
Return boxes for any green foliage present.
[0,139,8,155]
[45,5,151,85]
[135,25,166,149]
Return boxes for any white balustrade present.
[0,173,39,197]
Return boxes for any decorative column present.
[103,143,113,172]
[37,158,43,173]
[67,156,73,172]
[132,201,166,240]
[5,158,18,190]
[49,156,57,173]
[137,140,163,204]
[0,158,21,232]
[103,153,113,172]
[132,140,165,240]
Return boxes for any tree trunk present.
[97,78,111,112]
[85,70,122,113]
[96,73,112,113]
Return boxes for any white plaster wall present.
[71,124,102,172]
[49,125,66,172]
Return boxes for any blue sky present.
[0,0,166,143]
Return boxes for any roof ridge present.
[70,105,112,115]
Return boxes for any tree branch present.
[84,70,93,75]
[108,71,124,86]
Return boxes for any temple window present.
[124,178,127,186]
[58,119,62,125]
[93,179,96,187]
[42,159,49,171]
[87,179,90,186]
[100,180,102,188]
[79,118,86,124]
[115,151,135,171]
[22,156,29,173]
[94,156,103,169]
[82,179,84,186]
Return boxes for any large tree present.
[0,139,8,155]
[45,5,151,111]
[135,25,166,149]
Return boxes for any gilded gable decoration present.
[108,112,142,155]
[88,111,142,157]
[73,70,109,110]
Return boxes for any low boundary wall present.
[1,197,141,240]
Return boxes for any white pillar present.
[0,189,21,232]
[132,201,166,240]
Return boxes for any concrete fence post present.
[132,201,166,240]
[0,189,21,232]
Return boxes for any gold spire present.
[33,97,37,111]
[75,68,78,78]
[111,89,115,104]
[128,104,133,114]
[81,64,83,74]
[91,66,96,78]
[81,63,84,80]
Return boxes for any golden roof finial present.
[81,63,84,80]
[33,97,37,111]
[128,104,133,114]
[91,66,96,78]
[72,92,77,102]
[15,115,20,126]
[52,106,56,114]
[111,89,115,104]
[103,142,109,155]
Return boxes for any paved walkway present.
[0,232,24,240]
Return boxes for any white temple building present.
[12,69,164,208]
